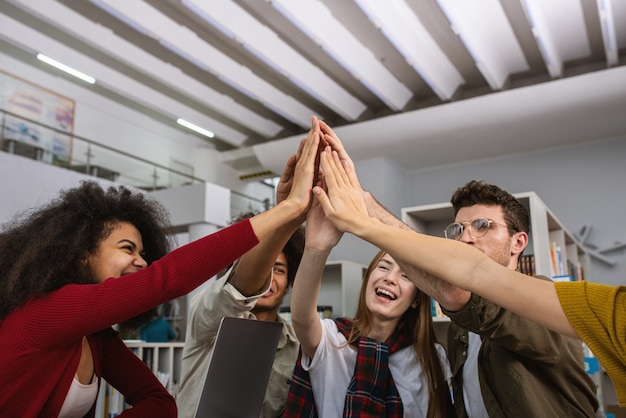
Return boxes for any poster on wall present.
[0,69,74,165]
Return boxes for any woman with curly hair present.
[0,117,320,417]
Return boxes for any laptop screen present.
[193,316,283,418]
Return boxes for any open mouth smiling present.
[375,287,397,300]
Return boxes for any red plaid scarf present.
[284,317,410,418]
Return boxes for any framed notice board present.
[0,69,74,165]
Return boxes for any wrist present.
[274,199,304,219]
[304,245,333,256]
[353,217,384,242]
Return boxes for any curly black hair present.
[282,225,305,287]
[0,181,174,320]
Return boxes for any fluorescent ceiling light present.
[182,0,366,121]
[354,0,463,101]
[270,0,412,111]
[36,53,96,84]
[521,0,591,78]
[597,0,619,66]
[436,0,529,90]
[177,118,215,138]
[2,10,246,145]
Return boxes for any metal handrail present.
[0,108,270,213]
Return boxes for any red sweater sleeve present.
[94,329,176,417]
[18,219,259,348]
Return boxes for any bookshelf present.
[281,260,367,319]
[95,341,185,417]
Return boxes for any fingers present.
[312,185,334,217]
[319,120,354,170]
[279,154,297,182]
[322,147,351,191]
[298,117,321,166]
[293,116,317,166]
[284,116,322,213]
[318,148,339,194]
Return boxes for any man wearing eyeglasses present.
[358,179,599,417]
[433,180,598,418]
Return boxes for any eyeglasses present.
[444,217,509,240]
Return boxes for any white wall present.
[0,151,115,222]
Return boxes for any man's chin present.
[255,299,281,311]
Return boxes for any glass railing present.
[0,108,271,216]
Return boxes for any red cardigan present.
[0,219,258,417]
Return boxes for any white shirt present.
[462,331,489,418]
[302,318,452,418]
[58,373,98,418]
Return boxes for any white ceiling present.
[1,0,625,178]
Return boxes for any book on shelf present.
[431,299,446,319]
[549,241,570,278]
[566,259,585,282]
[517,254,536,276]
[549,241,559,277]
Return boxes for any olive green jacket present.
[444,276,598,418]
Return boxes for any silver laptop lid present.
[193,316,283,418]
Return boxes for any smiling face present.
[364,253,418,322]
[87,221,148,283]
[455,204,527,269]
[253,252,289,313]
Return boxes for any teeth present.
[376,288,396,300]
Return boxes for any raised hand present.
[275,146,300,205]
[319,120,355,172]
[313,146,372,235]
[278,116,321,214]
[304,196,343,253]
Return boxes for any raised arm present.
[290,198,343,358]
[230,116,320,296]
[314,147,577,338]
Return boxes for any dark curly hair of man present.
[450,180,529,235]
[0,181,174,320]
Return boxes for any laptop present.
[193,316,283,418]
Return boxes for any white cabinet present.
[281,260,367,319]
[319,260,367,318]
[123,341,185,395]
[95,341,185,417]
